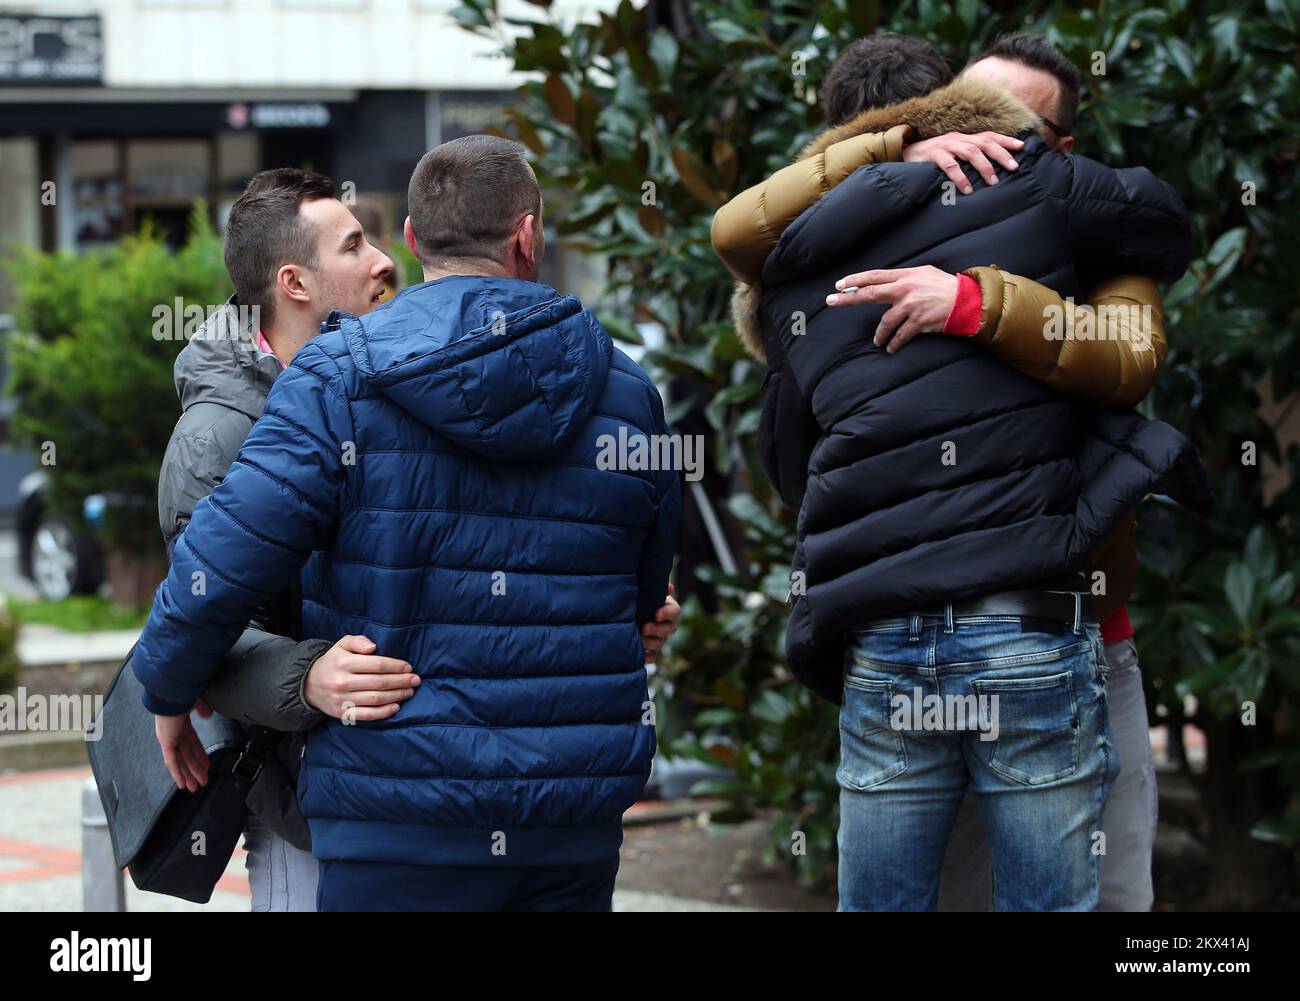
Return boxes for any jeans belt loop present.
[909,614,921,642]
[944,602,955,634]
[1072,592,1082,635]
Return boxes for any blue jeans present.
[936,636,1157,911]
[243,819,319,912]
[836,612,1117,911]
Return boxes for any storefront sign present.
[0,14,102,85]
[226,102,331,129]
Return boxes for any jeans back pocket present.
[970,671,1079,786]
[837,676,908,790]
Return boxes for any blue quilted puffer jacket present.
[132,275,682,867]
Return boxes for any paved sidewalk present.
[0,766,249,912]
[0,766,751,912]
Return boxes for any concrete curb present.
[16,626,138,669]
[0,731,92,773]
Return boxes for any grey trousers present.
[244,818,320,912]
[937,636,1158,912]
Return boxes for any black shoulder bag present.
[86,644,281,904]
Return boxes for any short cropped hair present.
[406,135,541,267]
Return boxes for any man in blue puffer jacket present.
[131,135,682,911]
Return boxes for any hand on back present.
[902,131,1023,194]
[305,634,421,722]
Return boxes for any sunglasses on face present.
[1039,114,1067,140]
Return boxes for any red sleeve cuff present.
[942,273,982,337]
[1101,606,1134,646]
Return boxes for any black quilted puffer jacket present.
[757,135,1213,702]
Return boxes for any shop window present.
[71,140,124,250]
[125,139,213,246]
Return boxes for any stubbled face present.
[299,197,394,321]
[962,56,1067,148]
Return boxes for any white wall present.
[2,0,615,90]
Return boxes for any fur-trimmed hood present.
[731,79,1041,362]
[797,78,1040,161]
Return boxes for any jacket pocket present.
[837,676,907,790]
[971,671,1079,786]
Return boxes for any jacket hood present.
[173,296,282,418]
[734,79,1042,362]
[339,275,612,461]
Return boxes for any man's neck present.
[422,258,517,283]
[260,314,318,368]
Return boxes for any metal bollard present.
[81,777,126,912]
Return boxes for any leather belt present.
[914,588,1097,626]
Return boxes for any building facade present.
[0,0,610,284]
[0,0,612,513]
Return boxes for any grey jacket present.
[157,298,330,850]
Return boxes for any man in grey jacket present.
[159,168,683,910]
[158,168,416,910]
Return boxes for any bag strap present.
[229,724,281,792]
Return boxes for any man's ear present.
[275,263,310,305]
[514,214,538,274]
[403,216,420,261]
[1056,134,1075,153]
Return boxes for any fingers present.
[987,132,1025,150]
[829,269,911,306]
[157,715,197,791]
[828,281,904,307]
[337,634,378,654]
[162,726,206,792]
[935,155,972,195]
[179,727,209,788]
[342,671,422,693]
[342,701,404,723]
[958,144,999,188]
[891,320,926,352]
[834,270,896,291]
[946,134,1023,192]
[345,688,416,708]
[977,132,1022,170]
[880,316,925,354]
[340,654,416,678]
[642,621,674,642]
[159,738,188,792]
[874,303,908,349]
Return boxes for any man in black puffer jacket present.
[749,43,1211,911]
